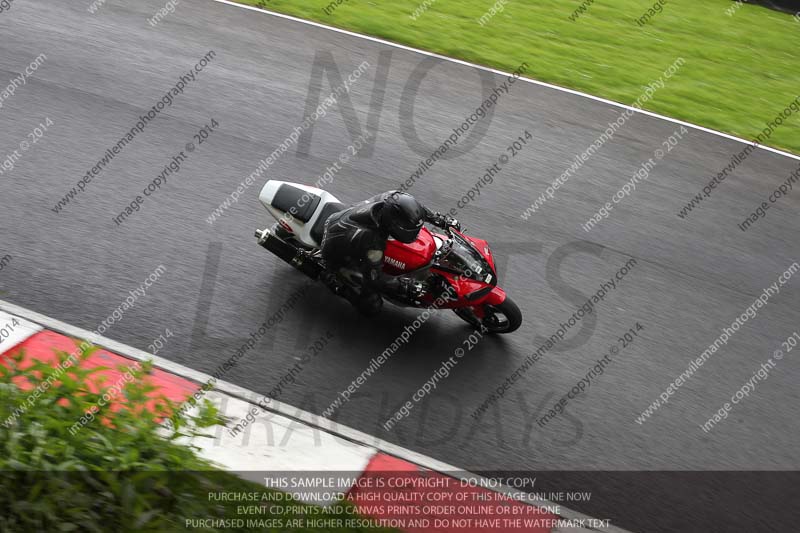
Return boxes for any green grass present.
[239,0,800,154]
[0,344,394,532]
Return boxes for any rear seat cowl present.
[271,184,321,223]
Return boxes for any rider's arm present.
[354,229,409,296]
[353,229,386,290]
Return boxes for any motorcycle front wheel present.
[453,297,522,334]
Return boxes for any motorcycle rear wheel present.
[453,297,522,334]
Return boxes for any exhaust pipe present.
[255,228,323,280]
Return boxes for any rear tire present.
[454,297,522,334]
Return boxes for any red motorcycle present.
[254,180,521,333]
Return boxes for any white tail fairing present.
[258,180,345,248]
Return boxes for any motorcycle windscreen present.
[437,233,494,283]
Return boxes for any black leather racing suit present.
[320,191,451,312]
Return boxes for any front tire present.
[454,297,522,334]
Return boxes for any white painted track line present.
[211,0,799,162]
[0,311,42,355]
[174,390,378,505]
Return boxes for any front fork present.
[459,286,507,318]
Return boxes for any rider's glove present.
[399,278,425,299]
[430,212,461,231]
[444,216,461,231]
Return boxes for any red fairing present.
[383,227,436,274]
[482,286,507,305]
[464,235,495,271]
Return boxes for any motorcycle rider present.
[320,191,460,315]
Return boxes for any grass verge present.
[0,343,393,532]
[235,0,800,154]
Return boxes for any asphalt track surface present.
[1,1,799,531]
